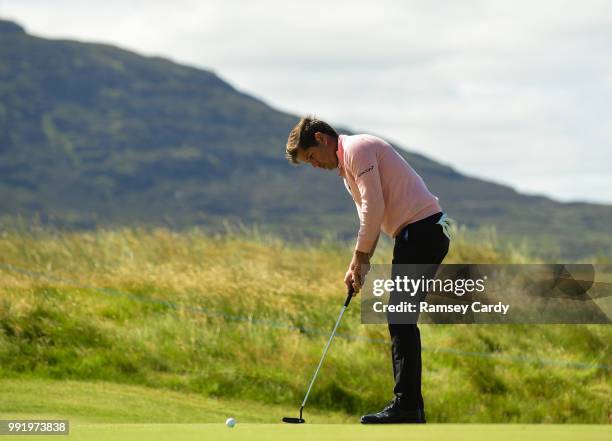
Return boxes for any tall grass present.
[0,226,609,422]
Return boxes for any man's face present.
[296,133,339,170]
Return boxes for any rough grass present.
[0,226,610,423]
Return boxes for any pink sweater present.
[337,134,442,253]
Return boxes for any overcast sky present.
[2,0,611,204]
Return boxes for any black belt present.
[398,212,443,238]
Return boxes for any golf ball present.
[225,417,236,428]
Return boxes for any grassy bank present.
[0,227,610,423]
[0,378,351,423]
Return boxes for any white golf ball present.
[225,417,236,428]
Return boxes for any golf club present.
[282,285,355,424]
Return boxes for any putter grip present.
[344,285,355,307]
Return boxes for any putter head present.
[282,417,305,424]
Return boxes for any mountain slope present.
[0,19,610,259]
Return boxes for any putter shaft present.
[300,287,354,410]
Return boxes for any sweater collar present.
[336,135,344,176]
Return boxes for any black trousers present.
[388,212,449,411]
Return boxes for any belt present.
[400,212,454,241]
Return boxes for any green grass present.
[0,378,350,423]
[10,424,609,441]
[0,227,610,424]
[0,379,609,441]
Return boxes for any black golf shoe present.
[360,401,426,424]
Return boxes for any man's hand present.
[344,250,371,294]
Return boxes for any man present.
[285,116,451,424]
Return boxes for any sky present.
[2,0,611,204]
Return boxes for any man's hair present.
[285,116,338,164]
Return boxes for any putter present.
[282,285,355,424]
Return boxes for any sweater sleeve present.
[348,145,385,253]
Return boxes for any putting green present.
[2,423,609,441]
[1,379,609,440]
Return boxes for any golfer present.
[285,116,451,424]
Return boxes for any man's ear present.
[314,132,323,145]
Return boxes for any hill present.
[1,18,611,259]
